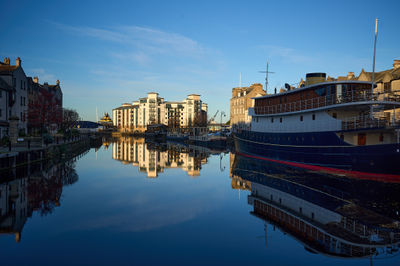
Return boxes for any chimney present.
[394,60,400,69]
[347,72,355,79]
[33,77,39,83]
[56,80,60,85]
[3,57,10,65]
[16,57,21,67]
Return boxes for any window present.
[314,87,326,96]
[299,207,302,213]
[379,133,384,142]
[280,117,282,123]
[0,90,2,97]
[332,113,337,119]
[384,82,391,93]
[312,114,316,120]
[0,109,2,117]
[300,115,303,121]
[271,118,274,123]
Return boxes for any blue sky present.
[1,0,399,121]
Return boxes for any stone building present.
[328,59,400,121]
[0,57,28,137]
[230,83,266,129]
[113,93,207,132]
[27,76,63,134]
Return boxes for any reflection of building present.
[231,153,400,259]
[229,153,251,191]
[112,93,207,133]
[230,83,265,129]
[112,138,208,177]
[0,178,28,242]
[0,153,80,242]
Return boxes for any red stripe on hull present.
[236,151,400,183]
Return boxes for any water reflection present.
[0,150,87,243]
[112,137,224,177]
[230,153,400,260]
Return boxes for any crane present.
[208,110,219,124]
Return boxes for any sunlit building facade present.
[112,93,207,132]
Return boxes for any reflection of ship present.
[112,137,210,177]
[231,153,400,259]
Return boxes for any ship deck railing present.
[341,114,400,131]
[254,92,400,115]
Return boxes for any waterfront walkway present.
[0,136,85,156]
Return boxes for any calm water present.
[1,138,399,266]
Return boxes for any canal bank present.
[0,135,100,172]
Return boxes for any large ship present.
[234,73,400,176]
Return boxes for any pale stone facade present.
[0,57,28,137]
[113,93,207,132]
[230,83,266,129]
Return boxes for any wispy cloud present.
[53,22,205,59]
[257,45,313,63]
[27,68,56,83]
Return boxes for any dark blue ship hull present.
[234,130,400,176]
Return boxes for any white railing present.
[341,114,400,130]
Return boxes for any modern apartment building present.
[113,93,207,132]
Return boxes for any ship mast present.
[259,61,275,94]
[371,18,378,118]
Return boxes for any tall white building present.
[113,93,207,132]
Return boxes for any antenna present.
[259,61,275,94]
[96,107,99,122]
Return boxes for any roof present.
[358,67,400,83]
[0,65,19,74]
[75,121,101,128]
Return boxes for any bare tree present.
[62,108,80,131]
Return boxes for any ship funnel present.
[305,73,326,86]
